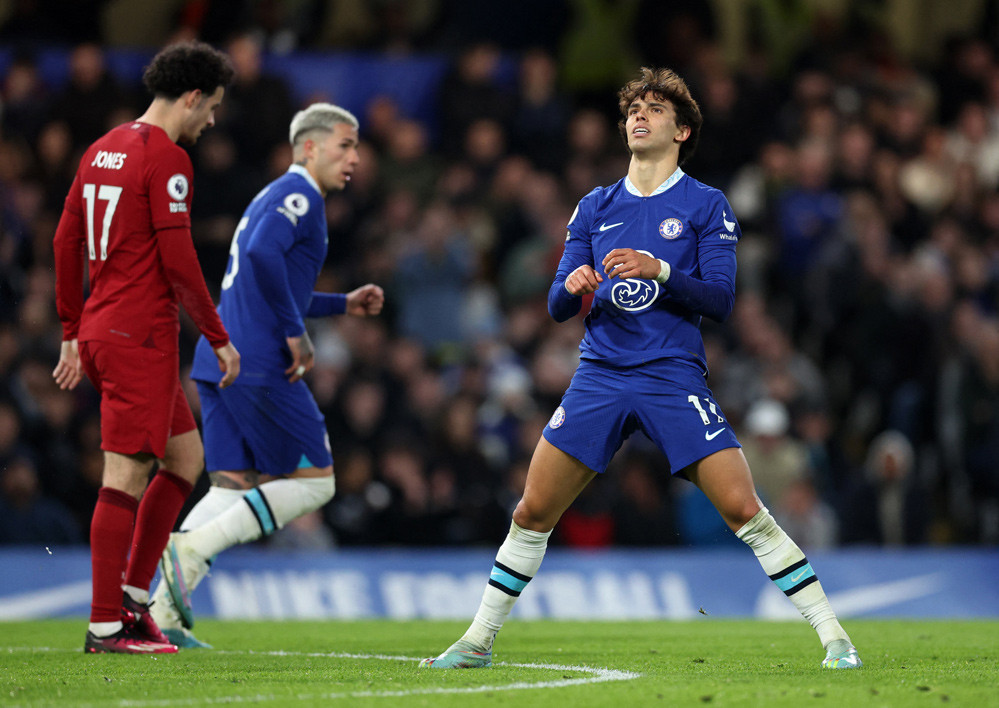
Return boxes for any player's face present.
[179,86,225,145]
[625,94,689,156]
[310,123,360,193]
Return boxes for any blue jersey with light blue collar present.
[548,169,740,374]
[191,165,345,386]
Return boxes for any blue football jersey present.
[550,169,740,373]
[191,165,329,386]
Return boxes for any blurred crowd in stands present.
[0,1,997,550]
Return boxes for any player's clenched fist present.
[564,264,604,295]
[346,283,385,316]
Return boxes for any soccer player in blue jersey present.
[148,103,384,647]
[422,68,861,671]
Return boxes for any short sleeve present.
[148,145,193,232]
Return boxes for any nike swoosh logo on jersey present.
[599,222,624,232]
[705,429,724,440]
[722,211,735,232]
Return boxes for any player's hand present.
[285,329,314,383]
[214,342,241,389]
[602,248,661,280]
[345,283,385,317]
[564,264,603,295]
[52,339,83,390]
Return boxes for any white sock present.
[89,621,122,637]
[148,488,247,616]
[737,507,849,648]
[182,476,335,561]
[180,486,247,531]
[462,521,551,652]
[122,585,148,604]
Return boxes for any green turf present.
[1,619,995,706]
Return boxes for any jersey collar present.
[288,164,322,196]
[624,167,685,197]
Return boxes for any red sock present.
[124,469,194,592]
[90,487,138,623]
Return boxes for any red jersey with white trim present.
[54,121,228,352]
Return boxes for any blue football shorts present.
[196,380,333,477]
[542,358,741,475]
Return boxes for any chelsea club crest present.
[659,218,683,239]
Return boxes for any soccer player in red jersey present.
[52,42,241,654]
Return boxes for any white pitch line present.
[3,648,642,707]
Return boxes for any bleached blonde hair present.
[289,102,358,146]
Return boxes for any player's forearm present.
[306,292,347,317]
[549,243,592,322]
[548,278,583,322]
[53,209,85,339]
[663,247,737,322]
[662,270,735,322]
[155,226,229,347]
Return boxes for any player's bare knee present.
[103,452,154,498]
[161,437,204,483]
[511,502,555,533]
[725,500,764,531]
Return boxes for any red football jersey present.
[54,121,228,351]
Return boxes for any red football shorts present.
[79,340,197,458]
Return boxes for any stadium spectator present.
[940,304,999,543]
[840,430,930,546]
[0,400,30,465]
[49,44,130,152]
[323,445,392,545]
[0,455,81,545]
[609,449,678,546]
[217,32,296,168]
[1,53,50,146]
[376,119,439,204]
[190,130,265,278]
[739,398,812,509]
[32,121,77,215]
[390,201,475,355]
[437,42,516,157]
[773,476,839,550]
[511,49,570,173]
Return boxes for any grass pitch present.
[1,619,995,707]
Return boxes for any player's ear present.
[183,88,203,109]
[674,124,691,144]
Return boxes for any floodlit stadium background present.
[0,0,997,619]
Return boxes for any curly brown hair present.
[142,41,234,100]
[617,67,702,166]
